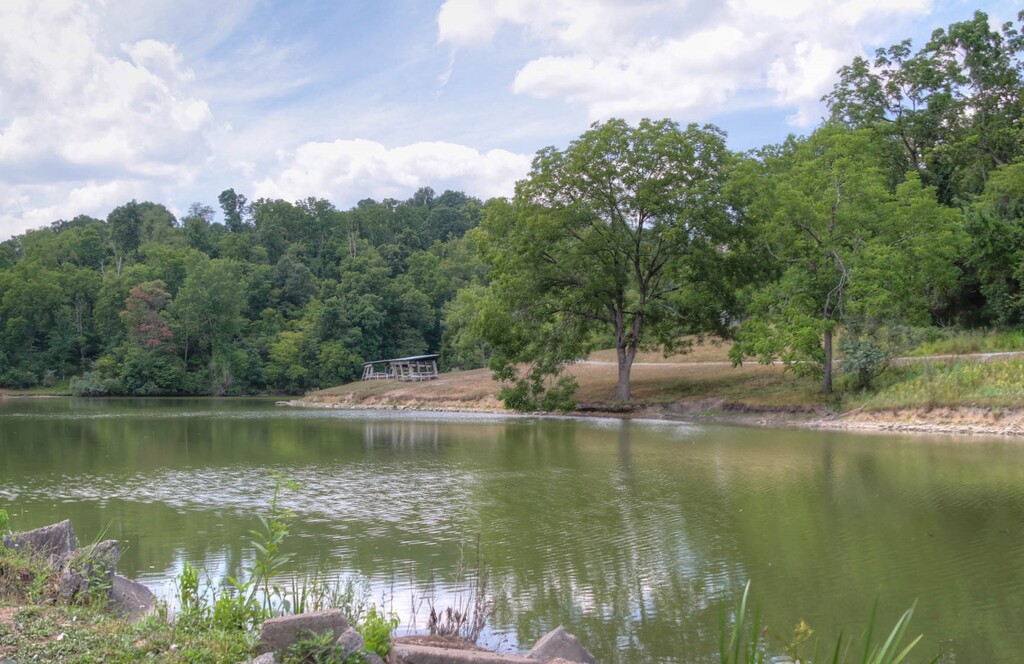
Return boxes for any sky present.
[0,0,1019,239]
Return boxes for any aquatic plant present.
[720,582,934,664]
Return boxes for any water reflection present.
[2,399,1024,662]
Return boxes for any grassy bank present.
[0,546,245,663]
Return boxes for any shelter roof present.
[362,354,439,366]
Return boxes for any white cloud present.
[438,0,933,125]
[0,180,162,237]
[254,140,533,206]
[0,0,212,237]
[438,0,660,54]
[437,0,503,47]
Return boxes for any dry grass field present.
[308,341,827,412]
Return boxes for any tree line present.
[1,10,1021,405]
[0,188,486,395]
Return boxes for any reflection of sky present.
[0,405,747,661]
[146,546,522,652]
[6,400,1024,662]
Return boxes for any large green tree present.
[729,127,965,393]
[825,10,1024,203]
[477,118,740,403]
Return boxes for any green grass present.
[0,546,247,663]
[0,603,253,664]
[908,329,1024,357]
[854,358,1024,410]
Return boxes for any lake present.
[1,397,1022,663]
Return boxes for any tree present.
[963,161,1024,324]
[477,118,738,402]
[170,257,247,365]
[122,281,175,350]
[825,11,1024,203]
[218,188,250,233]
[729,127,965,393]
[107,200,145,272]
[117,280,184,394]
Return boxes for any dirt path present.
[579,350,1024,368]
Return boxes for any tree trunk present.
[823,328,833,394]
[615,343,636,401]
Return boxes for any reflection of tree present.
[361,421,440,451]
[5,400,1024,662]
[471,419,746,663]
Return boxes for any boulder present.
[335,627,365,658]
[259,609,349,654]
[527,626,596,664]
[333,627,384,663]
[110,574,157,621]
[2,520,78,560]
[57,540,121,603]
[249,653,277,664]
[391,643,535,663]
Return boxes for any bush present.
[70,371,123,396]
[839,325,920,391]
[497,367,577,412]
[359,605,399,658]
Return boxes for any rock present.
[56,567,88,603]
[249,653,278,664]
[1,520,78,560]
[391,643,535,663]
[527,625,596,664]
[58,540,121,603]
[110,574,157,621]
[335,626,365,658]
[259,609,349,654]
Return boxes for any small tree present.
[729,127,964,393]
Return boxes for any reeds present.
[719,583,934,664]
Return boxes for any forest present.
[1,10,1022,403]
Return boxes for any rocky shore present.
[1,521,598,664]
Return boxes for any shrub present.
[70,371,122,396]
[359,604,399,658]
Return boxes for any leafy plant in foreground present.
[360,604,399,658]
[171,474,399,661]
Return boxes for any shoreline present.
[278,398,1024,439]
[4,390,1020,438]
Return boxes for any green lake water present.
[1,397,1023,663]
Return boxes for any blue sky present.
[0,0,1019,238]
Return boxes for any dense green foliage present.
[472,119,747,403]
[0,189,486,395]
[2,10,1023,402]
[727,127,964,392]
